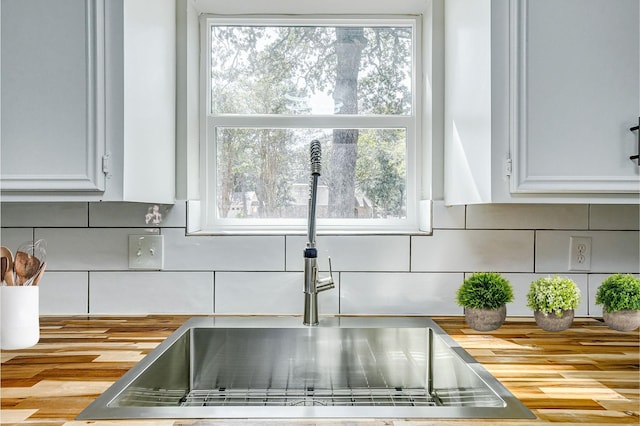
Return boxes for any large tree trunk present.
[218,132,234,219]
[329,28,366,218]
[257,129,277,217]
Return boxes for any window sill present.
[187,200,432,236]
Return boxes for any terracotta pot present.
[602,309,640,331]
[534,309,574,332]
[464,305,507,332]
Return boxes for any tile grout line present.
[533,229,537,274]
[87,271,91,314]
[337,271,341,315]
[408,234,412,273]
[213,270,216,314]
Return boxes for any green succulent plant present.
[595,274,640,313]
[526,276,581,317]
[456,272,514,310]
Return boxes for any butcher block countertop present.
[1,315,638,425]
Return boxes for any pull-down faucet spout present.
[307,140,321,248]
[303,140,334,326]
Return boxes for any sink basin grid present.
[77,317,534,420]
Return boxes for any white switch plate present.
[568,236,591,271]
[128,235,164,270]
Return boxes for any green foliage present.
[355,129,406,218]
[210,24,412,219]
[595,274,640,313]
[456,272,514,310]
[526,276,581,317]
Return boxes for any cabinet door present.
[511,0,639,193]
[1,0,105,192]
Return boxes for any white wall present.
[1,201,637,316]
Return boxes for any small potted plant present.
[456,272,514,331]
[595,274,640,331]
[526,276,581,332]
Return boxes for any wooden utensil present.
[14,240,46,286]
[14,250,41,286]
[1,246,14,286]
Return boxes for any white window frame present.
[198,14,427,235]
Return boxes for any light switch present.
[128,235,164,270]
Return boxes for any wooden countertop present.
[1,316,638,425]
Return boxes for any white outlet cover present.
[568,236,592,271]
[128,235,164,270]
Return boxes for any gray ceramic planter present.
[464,305,507,332]
[603,309,640,331]
[534,309,574,332]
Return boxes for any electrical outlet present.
[568,236,591,271]
[129,235,164,270]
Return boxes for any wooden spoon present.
[14,250,41,286]
[1,256,6,283]
[1,246,14,286]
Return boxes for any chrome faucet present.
[303,140,334,326]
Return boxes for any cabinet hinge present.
[102,153,110,176]
[505,158,512,177]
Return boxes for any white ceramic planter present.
[1,286,40,350]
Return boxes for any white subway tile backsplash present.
[466,204,588,230]
[285,235,410,272]
[589,205,640,230]
[588,274,608,317]
[163,228,284,271]
[4,199,638,317]
[536,231,640,273]
[340,272,463,315]
[0,228,33,251]
[89,271,213,314]
[89,201,186,227]
[215,271,338,315]
[411,230,534,272]
[39,272,88,314]
[432,201,465,229]
[1,203,88,227]
[486,273,589,317]
[35,228,158,270]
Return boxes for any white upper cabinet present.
[445,0,640,204]
[0,0,175,203]
[511,0,639,194]
[1,0,105,193]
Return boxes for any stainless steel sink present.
[77,317,534,420]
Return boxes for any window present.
[200,15,424,233]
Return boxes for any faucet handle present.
[317,256,335,291]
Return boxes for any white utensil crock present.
[1,286,40,350]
